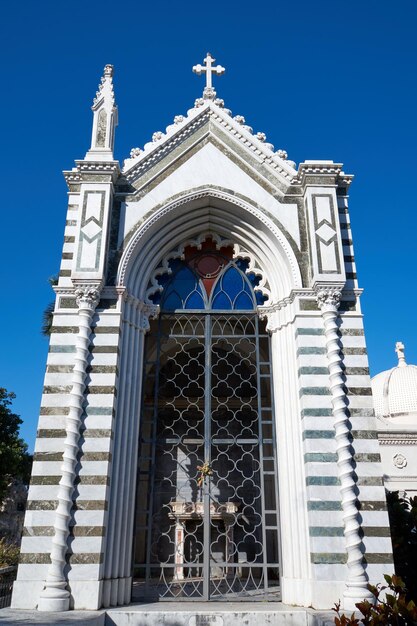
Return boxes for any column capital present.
[315,287,342,311]
[75,285,101,310]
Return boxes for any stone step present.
[105,604,335,626]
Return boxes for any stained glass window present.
[151,246,267,311]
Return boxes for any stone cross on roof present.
[193,53,225,100]
[395,341,407,367]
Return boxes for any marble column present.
[316,287,373,610]
[38,286,100,612]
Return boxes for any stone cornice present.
[121,100,297,189]
[63,160,120,187]
[258,287,362,313]
[293,162,354,188]
[378,432,417,445]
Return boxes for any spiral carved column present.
[38,286,100,612]
[316,288,372,610]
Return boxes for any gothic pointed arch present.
[117,189,303,302]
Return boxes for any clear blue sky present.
[1,0,416,451]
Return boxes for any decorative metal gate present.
[133,312,281,600]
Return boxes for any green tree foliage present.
[333,575,417,625]
[0,389,32,503]
[386,491,417,602]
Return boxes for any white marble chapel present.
[11,56,394,614]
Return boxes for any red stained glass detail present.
[183,237,234,296]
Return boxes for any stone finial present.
[193,53,225,100]
[93,64,116,110]
[395,341,407,367]
[86,64,118,161]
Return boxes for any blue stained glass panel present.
[185,291,205,309]
[234,292,254,310]
[211,291,232,310]
[163,292,183,310]
[161,263,206,310]
[221,267,244,300]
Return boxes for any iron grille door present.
[133,313,280,601]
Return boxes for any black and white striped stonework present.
[295,309,393,580]
[19,301,121,583]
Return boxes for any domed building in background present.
[373,342,417,496]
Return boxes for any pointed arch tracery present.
[146,233,270,310]
[146,235,269,310]
[117,188,303,301]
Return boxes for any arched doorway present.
[132,239,280,601]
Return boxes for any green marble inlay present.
[363,526,391,537]
[343,348,367,355]
[60,297,77,309]
[352,430,378,440]
[40,407,69,415]
[30,476,61,485]
[33,453,63,462]
[84,407,113,416]
[97,299,118,310]
[298,367,329,376]
[341,328,364,336]
[37,429,67,438]
[23,526,54,536]
[359,501,387,511]
[49,345,76,353]
[81,429,112,438]
[354,453,381,463]
[311,553,347,564]
[50,326,78,334]
[345,367,370,376]
[43,385,71,395]
[86,365,117,374]
[20,553,51,564]
[306,476,340,486]
[77,452,111,462]
[89,346,119,354]
[309,527,344,537]
[74,475,110,486]
[348,387,372,396]
[364,553,394,564]
[305,453,338,463]
[26,500,57,511]
[70,526,106,537]
[85,386,117,395]
[299,387,331,397]
[303,430,334,439]
[307,501,342,511]
[296,328,324,337]
[297,347,326,356]
[72,500,108,511]
[46,365,74,373]
[349,408,374,417]
[64,236,75,243]
[91,326,120,334]
[299,300,319,311]
[357,477,384,486]
[66,553,104,565]
[301,409,333,417]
